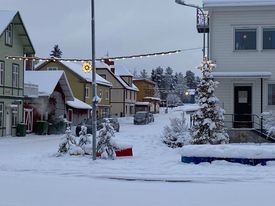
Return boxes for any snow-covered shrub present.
[97,120,118,159]
[191,58,229,144]
[262,111,275,137]
[58,127,77,154]
[78,126,92,155]
[162,113,191,148]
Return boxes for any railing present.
[224,114,263,132]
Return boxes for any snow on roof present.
[61,61,112,87]
[212,72,272,78]
[203,0,275,8]
[115,66,133,77]
[0,10,17,35]
[66,98,92,110]
[24,71,73,100]
[143,97,161,101]
[116,75,139,91]
[135,101,151,106]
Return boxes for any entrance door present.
[234,86,252,128]
[24,108,33,133]
[6,107,11,135]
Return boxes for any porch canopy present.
[66,98,92,110]
[212,72,272,79]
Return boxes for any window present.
[263,28,275,50]
[0,103,3,127]
[68,109,73,122]
[47,67,58,71]
[105,91,109,100]
[0,61,4,85]
[12,64,19,87]
[12,107,18,126]
[99,89,102,98]
[85,86,89,98]
[5,24,13,46]
[268,84,275,105]
[235,29,256,50]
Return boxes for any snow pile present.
[191,59,229,144]
[181,144,275,159]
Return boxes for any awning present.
[212,72,272,79]
[66,98,92,110]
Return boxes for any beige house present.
[97,63,138,117]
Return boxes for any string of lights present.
[5,47,202,63]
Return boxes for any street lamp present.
[175,0,207,58]
[91,0,97,160]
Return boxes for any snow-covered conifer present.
[191,58,229,144]
[162,113,191,148]
[262,112,275,138]
[58,127,77,154]
[97,120,118,159]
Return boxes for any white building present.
[203,0,275,129]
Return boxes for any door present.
[24,108,33,133]
[6,107,11,135]
[234,86,252,128]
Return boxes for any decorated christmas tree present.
[191,58,229,144]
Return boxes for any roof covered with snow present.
[35,61,112,87]
[203,0,275,8]
[116,75,139,91]
[115,66,133,77]
[66,98,92,110]
[24,71,73,100]
[0,10,35,54]
[212,72,272,78]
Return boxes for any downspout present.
[260,78,263,132]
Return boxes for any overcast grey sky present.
[3,0,203,75]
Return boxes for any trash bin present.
[34,121,48,135]
[16,123,26,137]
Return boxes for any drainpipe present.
[261,78,263,133]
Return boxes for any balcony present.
[196,9,209,33]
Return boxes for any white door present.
[24,108,33,133]
[6,107,11,136]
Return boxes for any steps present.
[228,129,272,143]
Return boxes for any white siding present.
[210,9,275,79]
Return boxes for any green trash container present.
[16,123,26,137]
[34,121,48,135]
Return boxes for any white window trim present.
[0,103,3,127]
[85,86,89,98]
[262,26,275,50]
[0,61,4,85]
[5,24,13,46]
[12,64,19,88]
[233,26,258,52]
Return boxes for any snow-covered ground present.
[1,105,275,206]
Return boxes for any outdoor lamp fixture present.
[91,0,97,160]
[175,0,206,58]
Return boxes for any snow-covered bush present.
[191,58,229,144]
[58,127,78,154]
[162,113,191,148]
[97,120,118,159]
[262,111,275,137]
[78,126,93,155]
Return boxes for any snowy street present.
[1,106,275,206]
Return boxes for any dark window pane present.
[268,84,275,105]
[263,28,275,49]
[235,29,256,50]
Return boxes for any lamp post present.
[175,0,207,58]
[91,0,97,160]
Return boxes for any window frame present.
[85,86,89,98]
[47,67,58,71]
[11,107,18,127]
[105,90,109,100]
[263,28,275,50]
[234,28,257,51]
[5,24,13,46]
[268,84,275,105]
[12,63,19,88]
[0,61,4,86]
[0,103,3,127]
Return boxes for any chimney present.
[104,59,115,74]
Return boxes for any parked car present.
[75,117,120,136]
[134,111,150,125]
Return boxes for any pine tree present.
[140,69,149,79]
[50,44,63,58]
[191,58,229,144]
[162,112,191,148]
[185,70,197,89]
